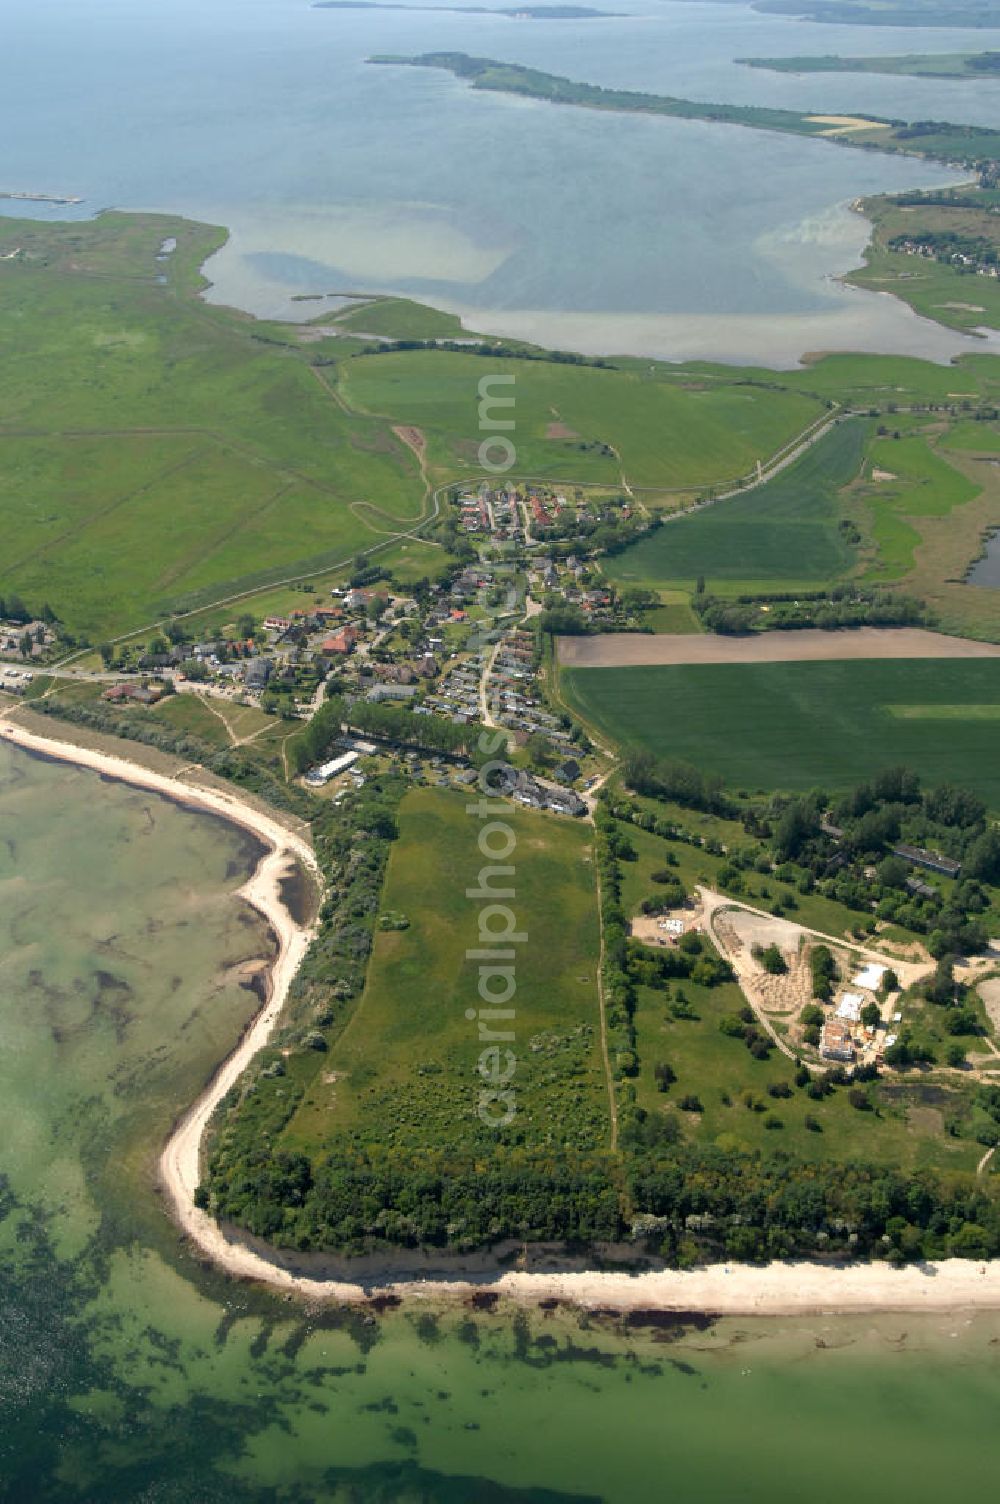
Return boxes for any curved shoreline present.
[0,719,321,1261]
[5,720,1000,1315]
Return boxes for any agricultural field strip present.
[340,349,827,493]
[558,628,1000,668]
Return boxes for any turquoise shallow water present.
[3,741,1000,1501]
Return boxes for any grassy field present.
[328,295,470,340]
[563,658,1000,807]
[943,419,1000,454]
[631,973,980,1172]
[0,214,427,638]
[856,431,982,582]
[784,350,992,406]
[342,351,825,492]
[642,594,704,633]
[606,419,865,592]
[280,787,610,1156]
[883,433,1000,641]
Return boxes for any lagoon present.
[4,0,1000,363]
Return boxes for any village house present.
[102,682,165,706]
[892,843,962,879]
[244,656,274,691]
[322,626,360,657]
[820,1018,855,1063]
[343,587,389,613]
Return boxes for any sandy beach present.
[6,718,1000,1317]
[178,1248,1000,1316]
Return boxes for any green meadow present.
[943,419,1000,454]
[342,350,824,492]
[607,419,865,592]
[330,294,469,340]
[0,214,426,637]
[3,210,999,647]
[281,787,610,1156]
[858,432,981,582]
[563,658,1000,807]
[630,975,979,1172]
[784,351,990,406]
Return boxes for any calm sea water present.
[3,741,1000,1501]
[3,0,1000,363]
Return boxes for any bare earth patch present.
[808,114,890,135]
[559,628,1000,669]
[546,421,580,440]
[392,424,426,457]
[977,976,1000,1034]
[630,896,703,948]
[713,909,815,1016]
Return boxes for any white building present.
[305,750,359,786]
[836,992,864,1023]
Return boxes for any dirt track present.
[559,627,1000,669]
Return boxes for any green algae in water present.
[3,741,1000,1502]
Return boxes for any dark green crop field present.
[563,657,1000,806]
[608,420,865,592]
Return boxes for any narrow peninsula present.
[368,51,1000,170]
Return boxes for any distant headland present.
[740,50,1000,81]
[315,3,617,17]
[368,51,1000,173]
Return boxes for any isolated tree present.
[653,1062,676,1093]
